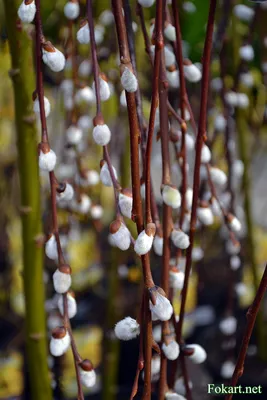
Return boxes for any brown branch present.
[225,264,267,400]
[176,0,217,345]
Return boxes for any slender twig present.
[176,0,217,346]
[112,2,154,398]
[225,264,267,400]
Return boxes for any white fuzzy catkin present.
[57,183,74,203]
[166,69,180,89]
[197,207,214,226]
[149,293,173,321]
[58,293,77,319]
[162,340,180,360]
[240,72,254,88]
[42,47,65,72]
[72,194,91,214]
[221,360,235,379]
[78,60,92,78]
[92,77,111,101]
[219,316,237,336]
[64,1,80,20]
[18,0,36,23]
[164,46,176,67]
[77,115,93,131]
[171,230,190,249]
[226,240,240,255]
[201,144,211,164]
[214,114,227,131]
[210,167,227,186]
[164,23,176,41]
[184,63,202,83]
[45,235,58,261]
[185,188,193,210]
[153,235,163,256]
[230,255,241,271]
[114,317,140,340]
[162,185,181,209]
[39,149,57,172]
[90,205,103,220]
[239,44,254,61]
[165,392,186,400]
[229,216,242,232]
[99,10,114,26]
[111,223,131,251]
[120,90,127,107]
[225,91,238,107]
[87,170,100,186]
[66,125,83,145]
[77,22,90,44]
[121,68,138,93]
[183,1,196,13]
[75,86,95,104]
[236,93,249,109]
[79,368,96,388]
[233,5,254,22]
[138,0,155,7]
[50,331,70,357]
[100,162,118,187]
[169,270,185,290]
[118,193,133,219]
[174,378,193,396]
[134,230,154,256]
[33,96,51,118]
[92,124,111,146]
[53,269,72,294]
[188,344,207,364]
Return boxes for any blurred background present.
[1,0,267,399]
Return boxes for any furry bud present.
[75,86,95,105]
[119,189,133,219]
[162,185,181,209]
[221,360,235,379]
[134,225,155,256]
[53,265,72,294]
[38,144,57,172]
[153,234,163,256]
[219,316,237,336]
[121,67,138,93]
[210,167,227,186]
[79,360,96,388]
[92,120,111,146]
[149,288,173,321]
[167,69,180,89]
[92,75,111,101]
[77,115,93,132]
[90,205,103,220]
[57,183,74,203]
[234,5,254,22]
[71,194,91,214]
[87,170,100,186]
[138,0,155,7]
[18,0,36,23]
[114,317,140,340]
[183,59,202,82]
[109,220,131,251]
[42,42,65,72]
[162,340,180,360]
[236,93,249,109]
[66,125,83,145]
[33,96,51,118]
[201,144,211,164]
[58,292,77,319]
[187,344,207,364]
[165,392,186,400]
[169,268,185,290]
[77,21,90,44]
[100,161,118,187]
[64,1,80,20]
[50,327,70,356]
[239,44,254,61]
[197,204,214,226]
[227,214,242,233]
[45,235,58,261]
[214,114,226,131]
[225,91,238,107]
[171,229,190,249]
[164,22,176,41]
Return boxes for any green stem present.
[3,1,52,399]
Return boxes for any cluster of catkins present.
[17,0,259,397]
